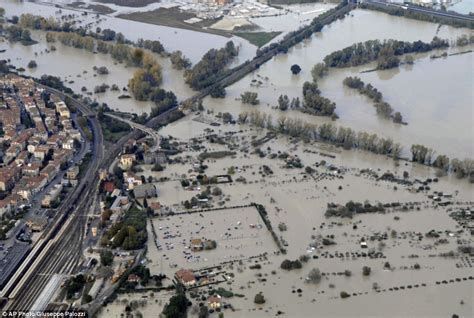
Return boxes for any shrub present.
[307,268,322,284]
[254,293,265,304]
[362,266,371,276]
[340,291,350,299]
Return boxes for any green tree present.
[254,293,265,304]
[241,91,259,105]
[100,250,114,266]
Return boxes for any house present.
[58,105,71,118]
[207,295,222,309]
[33,146,49,161]
[5,145,20,162]
[120,154,135,170]
[191,239,203,251]
[127,274,140,283]
[14,151,29,165]
[175,269,196,287]
[40,164,59,182]
[0,171,15,191]
[62,138,75,150]
[99,169,108,181]
[23,162,42,177]
[46,135,62,148]
[149,202,162,215]
[123,172,142,190]
[134,183,158,199]
[67,166,79,180]
[14,185,32,200]
[41,184,63,208]
[110,196,131,213]
[30,175,48,193]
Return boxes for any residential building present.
[120,154,135,170]
[175,269,196,287]
[207,295,222,309]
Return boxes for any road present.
[104,113,162,152]
[1,86,105,312]
[364,0,474,22]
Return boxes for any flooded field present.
[0,0,257,64]
[149,207,276,270]
[0,34,195,113]
[449,0,474,14]
[96,290,174,318]
[137,114,473,317]
[203,9,474,159]
[3,4,471,157]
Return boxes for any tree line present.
[323,37,449,69]
[17,13,165,54]
[184,41,238,91]
[343,76,404,123]
[237,110,474,181]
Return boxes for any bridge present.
[104,112,162,152]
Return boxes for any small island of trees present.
[184,41,238,92]
[343,76,405,123]
[323,37,449,69]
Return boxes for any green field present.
[233,31,282,48]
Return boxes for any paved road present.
[104,113,162,152]
[365,0,474,22]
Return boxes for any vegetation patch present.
[198,151,236,161]
[324,37,449,69]
[233,31,282,48]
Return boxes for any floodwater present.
[0,0,257,64]
[247,3,336,44]
[141,117,473,317]
[202,9,474,159]
[0,34,194,114]
[449,0,474,14]
[1,3,472,157]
